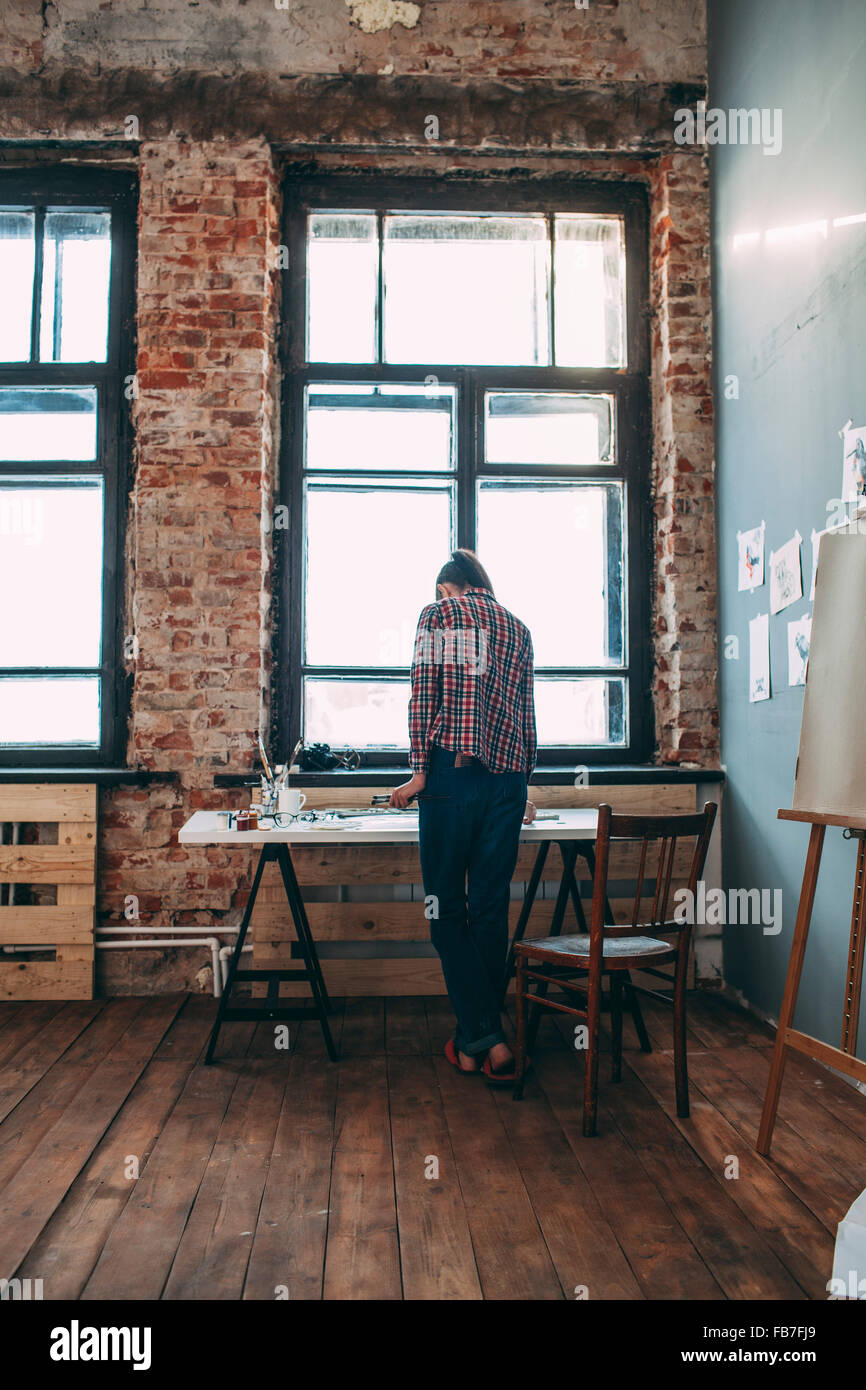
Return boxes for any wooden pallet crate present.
[0,784,97,1000]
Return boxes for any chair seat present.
[519,932,673,962]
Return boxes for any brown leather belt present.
[454,752,475,767]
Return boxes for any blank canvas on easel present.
[793,528,866,817]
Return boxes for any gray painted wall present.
[709,0,866,1048]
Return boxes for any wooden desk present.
[178,807,599,847]
[194,783,702,998]
[178,808,599,1060]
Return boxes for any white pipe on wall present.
[219,942,252,990]
[96,924,241,997]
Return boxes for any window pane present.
[0,479,103,666]
[304,678,409,749]
[0,676,101,746]
[0,210,35,361]
[476,481,624,666]
[534,677,626,746]
[307,213,378,363]
[485,391,613,466]
[0,386,97,461]
[305,481,453,666]
[554,216,626,367]
[383,214,550,365]
[40,210,112,363]
[306,384,455,472]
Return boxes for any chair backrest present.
[589,802,718,940]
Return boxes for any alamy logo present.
[0,1277,43,1299]
[413,627,489,675]
[827,1270,866,1299]
[49,1320,152,1371]
[0,494,43,546]
[674,100,783,156]
[673,881,782,935]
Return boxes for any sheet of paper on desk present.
[324,809,560,827]
[309,807,561,828]
[337,814,420,830]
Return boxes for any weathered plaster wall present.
[5,0,705,82]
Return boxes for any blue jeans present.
[419,745,527,1056]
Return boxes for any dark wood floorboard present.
[243,1053,338,1301]
[0,990,861,1300]
[80,1012,258,1300]
[323,1054,402,1299]
[387,1054,482,1300]
[162,1048,288,1300]
[433,1052,564,1299]
[628,1048,833,1299]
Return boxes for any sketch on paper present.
[787,614,811,687]
[842,423,866,504]
[737,522,765,591]
[749,612,770,703]
[769,533,802,614]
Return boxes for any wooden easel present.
[756,808,866,1155]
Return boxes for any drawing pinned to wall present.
[787,614,811,687]
[749,612,770,702]
[769,532,803,614]
[737,521,765,591]
[841,422,866,503]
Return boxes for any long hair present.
[435,548,495,599]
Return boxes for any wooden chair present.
[514,802,718,1136]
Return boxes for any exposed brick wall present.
[0,0,717,991]
[98,139,280,989]
[650,152,717,764]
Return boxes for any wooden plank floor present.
[0,990,862,1301]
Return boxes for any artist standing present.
[390,549,537,1083]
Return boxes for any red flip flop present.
[444,1038,481,1075]
[482,1053,524,1086]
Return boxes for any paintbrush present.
[257,733,274,785]
[278,739,303,791]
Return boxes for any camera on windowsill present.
[297,742,361,773]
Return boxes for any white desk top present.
[178,807,599,846]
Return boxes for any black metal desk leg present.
[551,841,580,939]
[204,843,272,1065]
[276,845,338,1062]
[276,845,332,1010]
[502,840,550,1005]
[567,850,590,933]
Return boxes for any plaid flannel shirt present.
[408,586,537,777]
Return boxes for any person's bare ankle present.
[458,1049,479,1071]
[487,1042,513,1068]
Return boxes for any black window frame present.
[277,174,652,768]
[0,168,137,767]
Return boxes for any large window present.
[0,171,136,765]
[278,178,650,766]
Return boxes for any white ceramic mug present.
[278,788,307,815]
